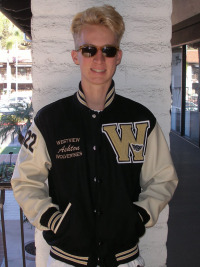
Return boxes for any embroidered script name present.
[56,137,82,159]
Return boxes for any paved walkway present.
[167,132,200,267]
[0,151,35,266]
[0,136,34,266]
[0,154,18,164]
[0,221,35,267]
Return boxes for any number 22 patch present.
[23,130,37,153]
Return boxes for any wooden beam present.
[172,14,200,47]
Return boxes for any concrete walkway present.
[0,135,35,266]
[0,154,18,164]
[0,156,35,266]
[167,132,200,267]
[0,220,35,267]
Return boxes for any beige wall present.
[172,0,200,25]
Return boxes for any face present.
[71,24,122,90]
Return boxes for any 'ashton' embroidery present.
[56,137,82,159]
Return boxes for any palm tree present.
[0,102,33,145]
[0,12,31,50]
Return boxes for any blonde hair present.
[71,5,125,48]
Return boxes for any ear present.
[71,50,79,65]
[116,49,122,65]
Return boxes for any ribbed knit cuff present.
[133,204,150,225]
[40,207,62,233]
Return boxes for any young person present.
[12,5,178,267]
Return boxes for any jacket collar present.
[76,80,115,110]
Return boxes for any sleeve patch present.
[23,129,37,153]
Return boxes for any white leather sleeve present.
[134,122,178,227]
[11,121,59,230]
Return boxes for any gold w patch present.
[102,121,150,163]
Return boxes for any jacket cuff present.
[40,207,62,232]
[134,204,150,225]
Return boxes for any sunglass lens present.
[80,46,117,57]
[81,46,97,57]
[102,47,117,57]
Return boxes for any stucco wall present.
[31,1,172,266]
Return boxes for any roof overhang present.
[0,0,32,39]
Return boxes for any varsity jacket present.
[11,81,178,267]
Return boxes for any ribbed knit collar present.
[76,80,115,110]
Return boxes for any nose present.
[93,49,105,63]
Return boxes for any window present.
[171,43,200,146]
[171,47,182,133]
[184,44,200,144]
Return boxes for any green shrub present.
[0,162,15,183]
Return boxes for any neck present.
[82,83,110,111]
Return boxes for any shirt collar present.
[76,80,115,110]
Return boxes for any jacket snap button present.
[94,210,102,216]
[92,114,96,118]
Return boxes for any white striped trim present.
[116,245,139,262]
[51,246,88,265]
[48,211,62,231]
[138,212,144,222]
[76,85,115,109]
[54,203,72,234]
[77,90,87,107]
[104,86,115,108]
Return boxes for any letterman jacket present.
[11,81,178,267]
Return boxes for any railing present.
[0,155,27,267]
[0,185,26,267]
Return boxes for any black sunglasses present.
[76,44,119,58]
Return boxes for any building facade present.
[0,49,32,102]
[171,0,200,146]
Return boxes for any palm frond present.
[0,102,33,144]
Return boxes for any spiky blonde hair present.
[71,5,125,48]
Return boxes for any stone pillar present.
[31,1,172,266]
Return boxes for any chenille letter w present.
[102,121,150,164]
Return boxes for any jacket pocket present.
[54,202,72,234]
[132,205,145,238]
